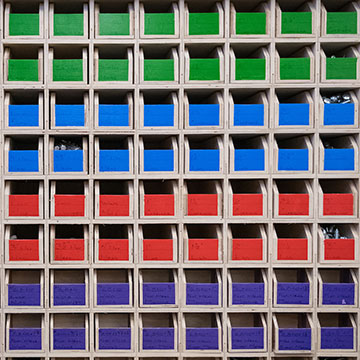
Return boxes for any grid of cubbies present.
[1,0,360,359]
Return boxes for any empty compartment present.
[51,180,88,218]
[183,313,221,351]
[273,269,312,306]
[140,269,177,307]
[139,224,177,262]
[5,91,43,128]
[228,313,267,351]
[95,136,133,173]
[7,314,43,351]
[319,269,358,306]
[140,136,178,173]
[95,269,132,307]
[184,269,221,306]
[140,91,178,128]
[230,135,267,172]
[273,313,313,352]
[273,224,312,262]
[185,224,222,262]
[51,225,88,263]
[5,224,43,263]
[318,313,356,351]
[140,313,177,351]
[140,1,179,37]
[228,269,267,306]
[6,270,43,307]
[5,180,43,218]
[51,314,88,351]
[228,224,267,262]
[95,313,133,351]
[140,180,178,217]
[95,180,134,218]
[5,136,43,174]
[95,224,133,262]
[185,91,223,128]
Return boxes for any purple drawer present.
[186,328,219,350]
[53,284,85,306]
[321,327,354,350]
[186,283,219,305]
[8,284,41,306]
[277,282,309,305]
[99,328,131,350]
[97,283,130,305]
[53,328,86,350]
[9,328,42,350]
[232,283,265,305]
[322,283,355,305]
[279,328,311,350]
[231,327,264,350]
[143,283,175,305]
[142,328,174,350]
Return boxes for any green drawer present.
[98,59,129,81]
[188,12,219,35]
[189,58,220,81]
[53,59,83,81]
[145,13,175,35]
[9,13,39,36]
[327,12,357,34]
[144,59,174,81]
[99,13,130,36]
[281,12,312,34]
[236,12,266,35]
[326,57,357,80]
[54,13,84,36]
[235,58,266,80]
[280,58,311,80]
[8,59,39,81]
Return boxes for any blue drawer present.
[279,103,309,126]
[279,328,311,350]
[99,104,129,127]
[9,328,42,350]
[99,150,129,172]
[324,148,354,171]
[186,328,218,350]
[53,328,86,350]
[9,150,39,172]
[233,104,264,126]
[232,283,265,305]
[53,284,86,306]
[278,149,309,171]
[277,282,309,305]
[142,328,174,350]
[144,104,174,127]
[53,150,83,172]
[189,104,219,126]
[321,327,354,350]
[232,327,264,350]
[324,103,354,126]
[8,284,41,306]
[97,283,130,306]
[322,283,355,305]
[234,149,265,171]
[144,150,174,171]
[186,283,219,305]
[143,283,175,305]
[9,105,39,127]
[55,105,84,126]
[99,328,131,350]
[189,149,220,172]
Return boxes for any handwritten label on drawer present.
[8,284,41,306]
[322,283,355,305]
[97,283,130,305]
[53,284,86,306]
[186,283,219,305]
[9,328,42,350]
[277,282,309,305]
[143,283,175,305]
[279,328,311,350]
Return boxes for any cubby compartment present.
[183,313,222,351]
[95,224,133,263]
[50,91,89,128]
[140,180,178,217]
[140,313,177,351]
[139,224,178,263]
[140,136,178,173]
[140,1,179,37]
[95,269,132,307]
[318,313,357,351]
[6,270,43,307]
[5,180,43,219]
[4,46,43,83]
[7,314,43,351]
[185,45,224,82]
[51,270,88,307]
[5,91,43,128]
[319,269,358,307]
[51,314,88,351]
[184,269,222,307]
[50,136,88,174]
[230,90,268,128]
[273,313,313,352]
[319,135,358,172]
[5,224,43,263]
[228,313,267,352]
[50,2,88,38]
[94,46,133,83]
[50,224,88,263]
[95,313,134,351]
[184,224,222,262]
[273,180,313,218]
[49,46,88,83]
[228,224,267,263]
[273,224,312,263]
[51,180,88,218]
[228,269,267,307]
[275,89,314,127]
[140,269,178,307]
[140,91,178,128]
[95,91,133,129]
[95,136,133,174]
[230,44,270,82]
[273,269,312,307]
[184,91,223,128]
[95,180,134,218]
[140,46,179,83]
[230,135,268,172]
[319,179,358,217]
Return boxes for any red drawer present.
[188,239,218,261]
[54,239,85,261]
[144,194,174,216]
[99,195,129,216]
[233,194,263,216]
[323,194,354,216]
[278,194,309,216]
[9,195,39,217]
[187,194,218,216]
[54,195,85,217]
[324,238,355,261]
[9,239,39,261]
[232,238,263,261]
[277,238,308,261]
[99,239,129,261]
[143,239,173,261]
